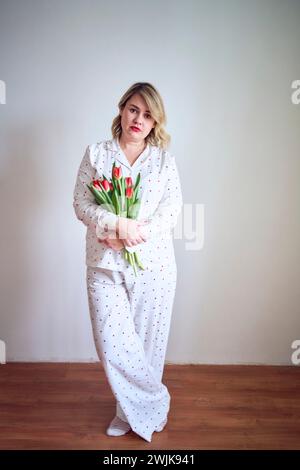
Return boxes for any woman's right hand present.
[117,217,148,247]
[103,236,125,251]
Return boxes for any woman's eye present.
[129,108,151,119]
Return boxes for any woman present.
[73,82,183,443]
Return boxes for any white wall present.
[0,0,299,364]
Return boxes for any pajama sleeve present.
[73,145,119,235]
[141,154,183,240]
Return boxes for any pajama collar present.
[106,137,152,171]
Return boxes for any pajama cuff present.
[97,210,119,236]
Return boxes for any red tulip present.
[113,166,122,179]
[92,179,102,190]
[101,179,110,192]
[109,182,113,191]
[126,186,133,198]
[125,177,133,187]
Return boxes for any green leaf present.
[112,190,120,215]
[128,200,141,219]
[87,184,106,204]
[100,202,116,214]
[112,178,119,196]
[134,172,141,190]
[102,189,114,207]
[133,187,139,204]
[122,194,127,213]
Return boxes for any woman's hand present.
[98,235,125,251]
[117,217,148,247]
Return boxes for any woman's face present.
[120,93,156,143]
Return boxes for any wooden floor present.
[0,363,299,450]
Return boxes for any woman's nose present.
[134,114,142,124]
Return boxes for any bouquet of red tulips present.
[87,163,145,276]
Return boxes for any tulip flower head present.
[92,179,102,190]
[113,166,122,180]
[101,179,110,192]
[125,177,133,187]
[126,186,133,199]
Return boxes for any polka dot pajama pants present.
[85,262,177,443]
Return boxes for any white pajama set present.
[73,137,183,442]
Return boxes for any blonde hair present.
[111,82,170,150]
